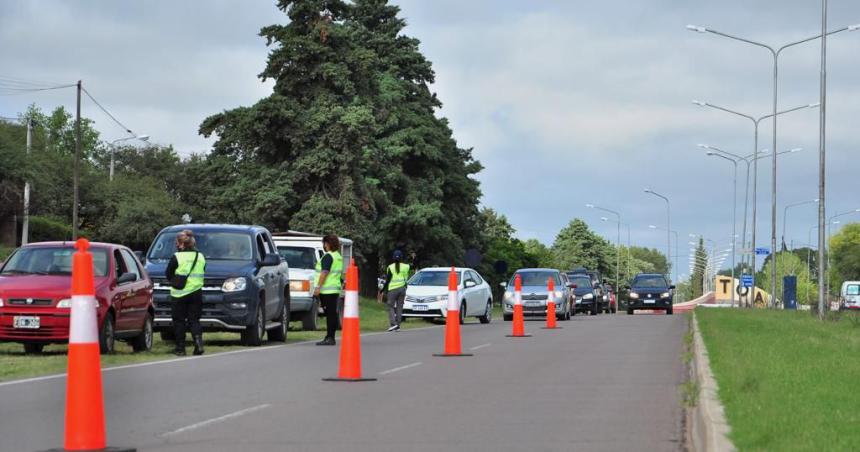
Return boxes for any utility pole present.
[22,118,32,245]
[818,0,828,319]
[73,80,81,240]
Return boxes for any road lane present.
[0,314,687,452]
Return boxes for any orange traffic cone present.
[47,239,135,452]
[541,277,561,329]
[434,267,473,357]
[506,274,531,338]
[323,260,376,382]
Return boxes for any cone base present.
[41,447,136,452]
[432,353,474,357]
[322,377,378,382]
[541,327,563,329]
[505,334,533,337]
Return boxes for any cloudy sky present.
[2,0,860,277]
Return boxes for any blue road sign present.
[755,247,771,256]
[741,274,754,288]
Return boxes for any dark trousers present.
[320,293,340,340]
[172,290,203,342]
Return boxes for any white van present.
[271,231,354,331]
[841,281,860,310]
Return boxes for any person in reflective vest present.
[166,229,207,356]
[314,234,343,346]
[383,250,410,331]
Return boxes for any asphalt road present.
[0,312,688,452]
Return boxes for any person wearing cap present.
[166,229,207,356]
[314,234,344,346]
[382,250,410,332]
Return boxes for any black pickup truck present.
[143,224,290,346]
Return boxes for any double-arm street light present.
[783,199,819,250]
[688,22,859,311]
[586,204,622,289]
[644,189,672,282]
[109,134,150,182]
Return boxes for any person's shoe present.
[192,335,205,356]
[173,343,186,356]
[387,325,399,332]
[316,337,336,346]
[394,324,401,331]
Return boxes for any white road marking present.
[161,404,271,437]
[379,361,422,375]
[0,324,445,388]
[469,343,492,351]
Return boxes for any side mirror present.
[669,285,676,290]
[117,272,137,285]
[261,253,281,267]
[500,282,508,289]
[567,283,577,289]
[624,285,631,290]
[465,280,477,288]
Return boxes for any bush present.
[28,216,72,242]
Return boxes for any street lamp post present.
[783,199,819,251]
[109,135,150,182]
[644,189,671,282]
[705,152,738,308]
[602,217,632,282]
[586,204,622,289]
[688,22,859,312]
[649,225,678,285]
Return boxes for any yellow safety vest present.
[387,263,410,290]
[315,251,343,295]
[170,251,206,298]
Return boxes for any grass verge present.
[697,308,860,451]
[0,297,478,383]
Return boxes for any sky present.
[2,0,860,278]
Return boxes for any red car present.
[0,241,154,354]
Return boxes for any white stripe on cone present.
[343,291,359,319]
[447,290,459,312]
[69,295,99,344]
[514,289,522,306]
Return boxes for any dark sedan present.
[626,273,675,315]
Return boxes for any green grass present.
[0,297,443,382]
[697,308,860,451]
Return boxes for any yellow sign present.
[714,276,770,307]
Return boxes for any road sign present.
[741,274,754,288]
[755,247,770,256]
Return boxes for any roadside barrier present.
[433,267,472,357]
[323,260,376,382]
[541,278,560,329]
[507,274,531,337]
[45,239,135,452]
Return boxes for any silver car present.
[501,268,573,321]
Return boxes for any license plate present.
[413,304,429,311]
[13,316,40,329]
[525,301,542,307]
[644,300,655,305]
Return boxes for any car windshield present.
[148,231,253,262]
[408,271,461,286]
[847,284,860,296]
[513,271,558,286]
[570,276,592,288]
[0,246,108,277]
[632,275,669,289]
[277,246,317,269]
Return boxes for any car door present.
[119,249,148,331]
[111,249,135,332]
[255,233,278,319]
[464,271,482,315]
[470,270,489,313]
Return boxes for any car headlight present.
[432,295,447,303]
[554,290,563,298]
[289,280,310,291]
[503,291,513,302]
[222,277,247,293]
[629,292,639,299]
[661,292,670,299]
[583,293,594,300]
[57,298,72,308]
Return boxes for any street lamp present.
[649,224,678,284]
[783,199,819,250]
[688,22,859,311]
[705,151,738,307]
[601,216,632,281]
[644,189,672,282]
[587,203,622,289]
[109,134,150,181]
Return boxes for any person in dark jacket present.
[166,229,207,356]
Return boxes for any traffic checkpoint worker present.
[382,250,410,332]
[166,229,207,356]
[314,234,344,346]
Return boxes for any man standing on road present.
[314,234,343,346]
[382,250,410,332]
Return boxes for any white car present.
[402,267,493,324]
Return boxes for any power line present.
[80,86,135,135]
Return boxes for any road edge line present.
[690,310,735,452]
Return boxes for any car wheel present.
[241,302,265,346]
[478,300,492,324]
[23,343,44,354]
[503,313,512,321]
[99,312,115,354]
[268,302,288,342]
[667,307,674,315]
[627,308,634,315]
[160,329,175,342]
[459,302,467,325]
[302,298,319,331]
[132,313,154,352]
